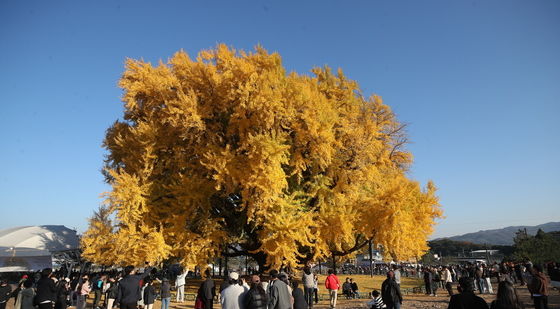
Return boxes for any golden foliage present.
[81,45,442,268]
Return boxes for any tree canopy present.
[513,229,560,264]
[81,45,442,269]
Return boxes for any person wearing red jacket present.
[324,269,340,309]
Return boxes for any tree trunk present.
[252,251,269,273]
[332,251,337,274]
[224,255,229,277]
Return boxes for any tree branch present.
[331,235,369,256]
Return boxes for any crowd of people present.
[416,261,558,309]
[0,260,557,309]
[0,265,396,309]
[0,264,327,309]
[218,267,332,309]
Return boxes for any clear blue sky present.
[1,0,559,239]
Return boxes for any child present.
[366,290,385,309]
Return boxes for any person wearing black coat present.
[198,270,215,309]
[381,271,402,309]
[105,277,119,309]
[54,279,69,309]
[291,281,307,309]
[142,279,156,309]
[117,266,143,309]
[36,269,58,309]
[447,277,489,309]
[0,279,12,309]
[424,268,433,295]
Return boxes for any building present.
[0,225,80,272]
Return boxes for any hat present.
[229,272,239,280]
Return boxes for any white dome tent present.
[0,225,80,272]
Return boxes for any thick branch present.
[331,235,369,256]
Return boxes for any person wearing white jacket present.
[441,266,453,296]
[175,270,188,303]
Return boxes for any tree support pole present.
[369,239,373,278]
[332,251,337,275]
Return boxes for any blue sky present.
[1,0,559,239]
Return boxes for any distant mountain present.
[437,222,560,246]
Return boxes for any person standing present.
[301,267,314,308]
[492,263,500,283]
[69,275,79,307]
[324,269,340,309]
[267,270,291,309]
[447,277,489,309]
[77,275,91,309]
[175,269,187,303]
[431,268,440,297]
[490,281,524,309]
[220,272,248,309]
[528,265,549,309]
[15,280,35,309]
[312,274,319,305]
[117,266,142,309]
[482,265,493,294]
[36,269,58,309]
[92,275,106,309]
[514,264,525,286]
[12,275,28,307]
[159,279,171,309]
[54,278,69,309]
[0,279,12,309]
[143,279,156,309]
[105,277,119,309]
[291,281,307,309]
[475,266,486,294]
[423,268,433,296]
[381,271,402,309]
[392,266,401,288]
[244,275,267,309]
[199,270,216,309]
[441,266,453,296]
[499,263,512,284]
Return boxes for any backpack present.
[92,279,103,291]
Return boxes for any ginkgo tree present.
[81,44,442,270]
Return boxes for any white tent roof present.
[0,225,79,257]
